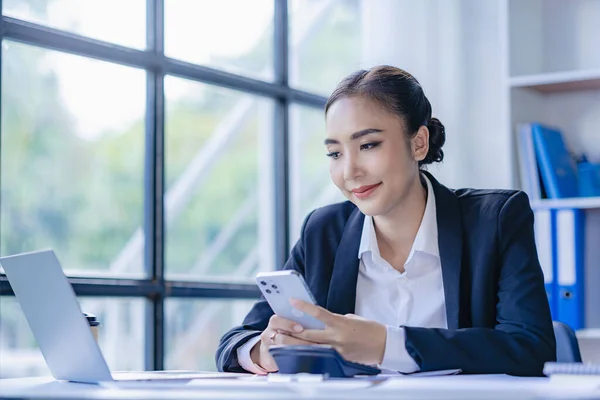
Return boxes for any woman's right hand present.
[250,315,313,372]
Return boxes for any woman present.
[216,65,556,376]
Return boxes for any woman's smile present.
[351,183,382,199]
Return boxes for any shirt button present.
[399,275,408,282]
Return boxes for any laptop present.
[0,249,243,384]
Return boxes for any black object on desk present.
[269,345,381,378]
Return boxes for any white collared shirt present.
[357,174,447,372]
[237,174,447,374]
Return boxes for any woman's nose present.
[343,155,362,181]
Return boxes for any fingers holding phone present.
[251,315,314,372]
[255,271,326,330]
[267,314,304,334]
[251,270,325,372]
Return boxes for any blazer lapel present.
[326,208,364,316]
[324,173,463,329]
[424,171,463,330]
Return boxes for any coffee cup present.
[83,312,100,342]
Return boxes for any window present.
[165,78,275,279]
[289,0,363,94]
[165,299,255,371]
[165,0,274,81]
[0,297,145,378]
[289,104,344,243]
[2,0,146,49]
[0,0,360,377]
[1,41,146,277]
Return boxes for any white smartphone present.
[256,270,325,330]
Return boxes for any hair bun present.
[423,117,445,165]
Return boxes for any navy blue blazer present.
[216,172,556,376]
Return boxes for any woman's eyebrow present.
[324,128,383,145]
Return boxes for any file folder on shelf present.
[531,124,579,199]
[534,209,556,318]
[578,162,600,197]
[555,209,586,330]
[516,124,543,200]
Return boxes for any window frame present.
[0,0,327,370]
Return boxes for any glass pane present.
[165,298,255,371]
[165,0,274,81]
[165,77,275,279]
[2,0,146,49]
[0,296,145,378]
[1,41,145,277]
[289,0,363,95]
[289,105,344,244]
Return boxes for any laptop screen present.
[0,250,112,383]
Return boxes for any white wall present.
[360,0,513,190]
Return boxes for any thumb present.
[260,343,279,372]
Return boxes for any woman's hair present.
[325,65,445,166]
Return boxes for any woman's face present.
[325,96,427,217]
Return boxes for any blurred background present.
[1,0,599,378]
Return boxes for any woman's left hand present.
[288,299,387,365]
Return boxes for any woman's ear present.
[412,126,429,162]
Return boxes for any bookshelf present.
[531,197,600,211]
[510,69,600,93]
[506,0,600,334]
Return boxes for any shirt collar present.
[412,173,439,258]
[358,211,379,260]
[357,174,439,260]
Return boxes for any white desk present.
[1,374,598,400]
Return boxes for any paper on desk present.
[187,373,376,394]
[373,374,583,391]
[549,374,600,388]
[401,368,462,377]
[354,368,462,379]
[103,376,271,391]
[100,371,256,389]
[188,376,376,397]
[111,371,248,381]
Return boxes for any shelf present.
[531,197,600,210]
[509,69,600,93]
[576,329,600,340]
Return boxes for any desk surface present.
[1,374,598,400]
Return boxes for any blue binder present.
[533,209,557,318]
[578,162,600,196]
[531,124,579,198]
[555,209,586,330]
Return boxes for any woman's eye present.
[326,152,340,159]
[360,142,381,151]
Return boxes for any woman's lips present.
[351,183,381,199]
